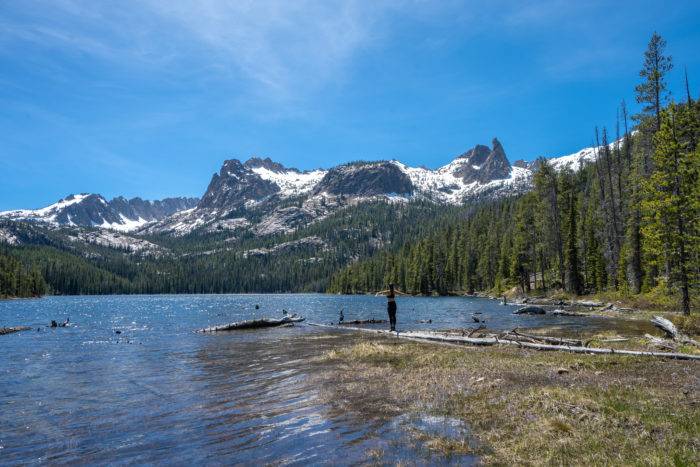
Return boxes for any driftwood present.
[644,333,678,351]
[651,316,680,338]
[308,323,700,361]
[198,315,305,332]
[549,309,588,317]
[339,319,387,325]
[650,316,700,348]
[0,326,31,335]
[505,329,582,346]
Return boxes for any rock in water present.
[0,326,31,335]
[513,306,546,315]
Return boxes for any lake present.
[0,294,650,465]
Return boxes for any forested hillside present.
[0,251,46,298]
[329,33,700,314]
[2,201,469,295]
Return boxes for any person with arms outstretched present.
[376,283,407,331]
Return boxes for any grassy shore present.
[498,280,699,316]
[314,335,699,465]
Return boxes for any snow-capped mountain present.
[140,138,533,236]
[542,134,630,171]
[1,136,607,238]
[547,146,599,171]
[0,194,198,231]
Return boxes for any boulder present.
[513,306,546,315]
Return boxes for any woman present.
[376,283,407,331]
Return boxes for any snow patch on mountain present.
[0,194,93,223]
[68,230,165,256]
[242,236,327,257]
[98,215,150,232]
[548,147,598,171]
[391,160,530,203]
[0,227,20,245]
[0,194,198,232]
[545,135,629,171]
[249,166,327,197]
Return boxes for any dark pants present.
[387,301,397,331]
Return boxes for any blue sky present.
[2,0,700,210]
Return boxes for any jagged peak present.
[487,137,510,164]
[491,137,504,151]
[456,144,490,164]
[244,156,297,173]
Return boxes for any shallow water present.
[0,294,653,465]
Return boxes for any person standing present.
[376,284,407,331]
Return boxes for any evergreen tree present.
[635,32,673,132]
[642,103,699,314]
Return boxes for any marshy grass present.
[315,337,700,465]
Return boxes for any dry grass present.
[314,337,700,465]
[671,314,700,337]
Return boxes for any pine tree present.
[635,32,673,133]
[560,171,583,294]
[642,103,699,314]
[534,159,565,288]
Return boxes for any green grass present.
[317,338,700,465]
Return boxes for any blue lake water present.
[0,294,651,465]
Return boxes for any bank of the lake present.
[317,335,700,465]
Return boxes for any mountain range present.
[0,137,612,294]
[0,138,598,239]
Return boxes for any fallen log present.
[505,329,582,346]
[644,333,678,351]
[651,316,680,338]
[651,316,700,348]
[338,319,387,325]
[198,315,305,332]
[307,323,700,361]
[0,326,31,335]
[549,309,588,317]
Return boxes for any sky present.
[1,0,700,210]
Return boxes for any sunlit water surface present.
[1,294,653,465]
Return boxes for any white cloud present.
[1,0,400,102]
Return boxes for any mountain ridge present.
[0,138,605,236]
[0,194,199,232]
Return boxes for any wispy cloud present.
[1,0,402,104]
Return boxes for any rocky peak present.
[451,138,512,183]
[457,144,491,165]
[218,159,249,179]
[244,157,295,173]
[478,138,511,182]
[313,161,414,197]
[49,194,114,225]
[198,159,280,211]
[109,196,199,221]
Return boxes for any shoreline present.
[311,332,700,464]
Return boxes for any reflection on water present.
[0,294,654,465]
